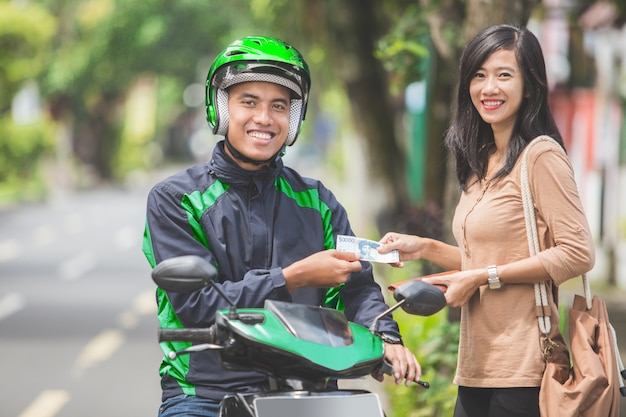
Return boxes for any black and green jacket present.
[142,140,400,402]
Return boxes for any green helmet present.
[205,36,311,146]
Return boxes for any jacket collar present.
[209,140,282,191]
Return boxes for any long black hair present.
[444,24,564,190]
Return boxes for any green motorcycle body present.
[216,299,384,382]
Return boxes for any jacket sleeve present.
[321,186,401,336]
[529,142,595,285]
[143,181,290,328]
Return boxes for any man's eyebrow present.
[234,92,289,105]
[273,97,290,106]
[236,92,260,100]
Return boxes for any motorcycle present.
[152,255,447,417]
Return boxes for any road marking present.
[33,225,56,247]
[0,292,24,321]
[133,289,157,314]
[58,250,96,281]
[64,213,85,235]
[72,329,125,377]
[0,239,20,262]
[115,225,139,250]
[118,290,156,329]
[18,390,70,417]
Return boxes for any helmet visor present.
[212,62,307,99]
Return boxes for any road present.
[1,174,623,416]
[0,183,162,417]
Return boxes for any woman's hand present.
[423,269,485,307]
[378,232,428,267]
[378,232,462,272]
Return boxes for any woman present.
[378,24,594,417]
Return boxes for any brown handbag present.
[521,136,625,417]
[539,291,623,416]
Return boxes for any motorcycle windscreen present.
[254,393,384,417]
[264,300,354,347]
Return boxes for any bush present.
[0,116,55,204]
[385,308,459,417]
[381,265,459,417]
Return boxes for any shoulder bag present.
[521,135,625,417]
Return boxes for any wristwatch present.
[487,265,501,289]
[380,332,403,345]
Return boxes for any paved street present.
[0,169,624,416]
[0,183,162,417]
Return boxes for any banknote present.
[336,235,399,263]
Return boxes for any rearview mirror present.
[393,280,446,316]
[151,255,217,292]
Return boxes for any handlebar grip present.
[376,359,430,389]
[379,359,394,376]
[158,327,216,343]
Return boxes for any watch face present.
[381,333,402,344]
[488,277,501,289]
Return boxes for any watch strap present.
[487,265,501,289]
[380,332,403,345]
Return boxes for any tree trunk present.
[315,0,409,206]
[464,0,537,41]
[300,0,539,236]
[441,0,538,214]
[72,92,123,183]
[433,0,539,231]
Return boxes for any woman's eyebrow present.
[496,65,517,72]
[476,65,517,72]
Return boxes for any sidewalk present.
[605,293,626,414]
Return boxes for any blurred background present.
[0,0,624,416]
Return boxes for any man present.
[143,36,420,417]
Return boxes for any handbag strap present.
[520,136,592,340]
[523,138,626,390]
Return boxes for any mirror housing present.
[394,280,446,316]
[151,255,217,292]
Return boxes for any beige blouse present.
[451,138,595,388]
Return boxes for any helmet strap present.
[223,137,283,166]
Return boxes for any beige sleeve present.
[527,141,595,285]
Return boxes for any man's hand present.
[283,250,362,292]
[373,343,422,386]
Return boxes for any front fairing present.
[216,300,384,380]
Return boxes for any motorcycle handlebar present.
[158,327,216,343]
[377,359,394,377]
[376,359,430,389]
